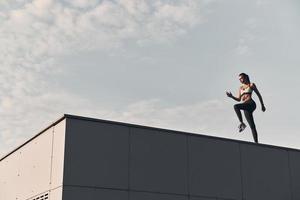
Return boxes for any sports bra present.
[240,84,253,96]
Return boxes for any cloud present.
[0,0,206,69]
[235,18,258,55]
[0,96,236,156]
[256,0,269,7]
[114,98,234,133]
[0,0,213,157]
[63,0,101,9]
[0,95,236,157]
[0,0,208,70]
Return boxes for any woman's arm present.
[226,88,241,102]
[251,83,266,112]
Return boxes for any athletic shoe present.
[238,123,247,132]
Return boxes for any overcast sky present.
[1,0,300,157]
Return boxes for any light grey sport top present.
[240,84,253,96]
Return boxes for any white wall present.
[0,119,66,200]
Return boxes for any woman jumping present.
[226,73,266,143]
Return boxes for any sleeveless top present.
[241,84,253,96]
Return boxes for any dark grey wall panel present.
[63,186,128,200]
[63,187,93,200]
[130,128,188,194]
[189,136,242,200]
[190,196,216,200]
[130,191,188,200]
[289,150,300,200]
[64,118,129,189]
[241,144,292,200]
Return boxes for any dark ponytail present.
[239,73,250,83]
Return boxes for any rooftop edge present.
[1,113,299,162]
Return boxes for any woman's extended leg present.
[244,110,258,143]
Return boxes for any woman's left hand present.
[226,91,233,98]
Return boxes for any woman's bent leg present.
[234,104,244,123]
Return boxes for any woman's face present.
[239,75,245,84]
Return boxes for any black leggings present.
[234,100,258,143]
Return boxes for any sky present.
[0,0,300,157]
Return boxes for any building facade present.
[0,114,300,200]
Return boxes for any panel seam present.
[49,126,55,186]
[186,135,190,198]
[238,144,245,200]
[128,127,131,200]
[287,150,294,200]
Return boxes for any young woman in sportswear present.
[226,73,266,143]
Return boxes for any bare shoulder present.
[250,83,257,89]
